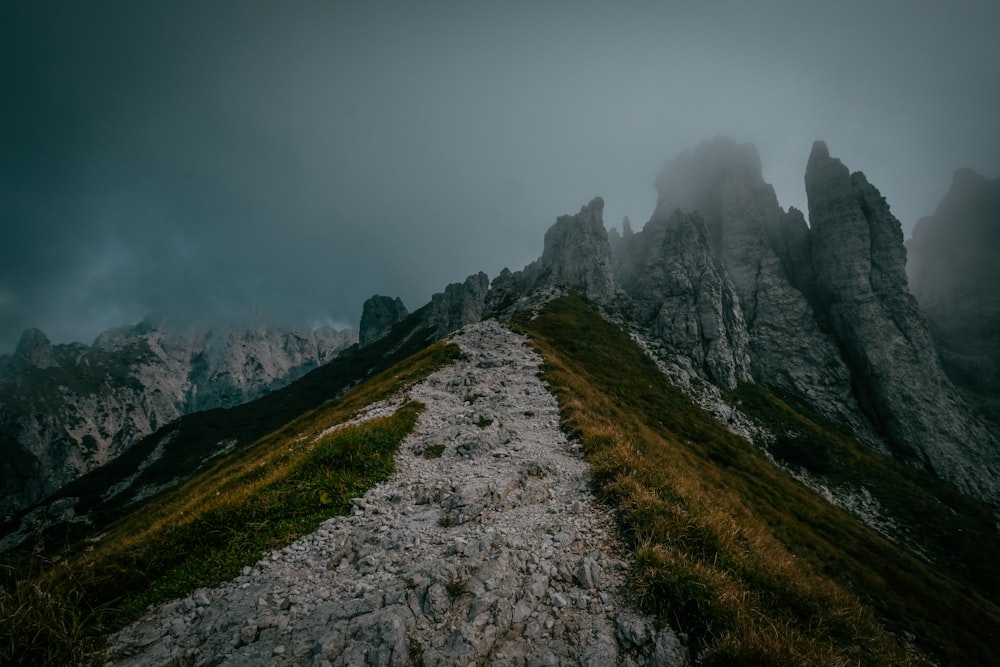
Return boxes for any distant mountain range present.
[0,320,356,516]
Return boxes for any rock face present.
[615,209,751,390]
[531,138,998,503]
[106,321,686,667]
[0,321,356,517]
[359,296,410,347]
[906,168,1000,422]
[632,137,863,427]
[537,197,617,302]
[425,272,490,338]
[805,141,998,500]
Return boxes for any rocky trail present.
[106,320,686,666]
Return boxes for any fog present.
[2,1,999,353]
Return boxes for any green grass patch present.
[0,341,460,666]
[421,444,446,459]
[515,294,1000,666]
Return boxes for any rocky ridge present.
[106,320,686,666]
[0,321,356,517]
[805,141,999,500]
[360,297,410,348]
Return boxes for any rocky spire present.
[426,272,490,338]
[805,141,999,502]
[636,137,863,431]
[616,210,751,389]
[14,328,57,368]
[538,197,616,302]
[359,296,409,348]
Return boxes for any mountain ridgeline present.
[3,137,1000,666]
[476,138,1000,507]
[0,321,356,516]
[354,137,1000,506]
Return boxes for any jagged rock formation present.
[0,321,356,517]
[805,140,998,500]
[907,168,1000,422]
[425,272,490,338]
[517,138,998,504]
[627,137,863,427]
[537,197,617,302]
[359,296,410,347]
[615,209,751,390]
[106,321,686,666]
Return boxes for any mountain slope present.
[4,137,999,665]
[0,309,430,557]
[7,299,998,665]
[515,295,999,665]
[1,324,457,665]
[106,320,683,666]
[0,320,356,516]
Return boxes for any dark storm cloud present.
[2,1,999,353]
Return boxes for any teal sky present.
[2,1,998,353]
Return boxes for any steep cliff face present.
[647,138,863,428]
[906,168,1000,422]
[537,197,617,302]
[0,321,356,516]
[805,141,998,501]
[526,139,999,504]
[615,210,751,389]
[426,272,490,338]
[359,296,409,348]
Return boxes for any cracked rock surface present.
[106,320,686,666]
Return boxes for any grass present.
[1,310,441,559]
[514,294,1000,666]
[421,444,446,459]
[0,340,460,666]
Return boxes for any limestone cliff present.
[425,272,490,338]
[805,141,998,501]
[359,295,409,348]
[537,197,617,302]
[615,210,751,390]
[647,137,864,430]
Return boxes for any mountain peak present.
[14,328,56,368]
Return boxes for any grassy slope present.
[1,309,439,558]
[514,294,1000,666]
[0,339,460,666]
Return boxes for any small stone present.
[239,623,258,646]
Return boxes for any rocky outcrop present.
[0,321,356,517]
[537,197,617,302]
[641,137,864,429]
[106,321,686,666]
[616,210,751,390]
[906,168,1000,422]
[425,272,490,338]
[359,296,409,348]
[805,141,999,502]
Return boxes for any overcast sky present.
[2,1,998,353]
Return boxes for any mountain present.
[3,137,1000,666]
[0,320,356,517]
[906,168,1000,423]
